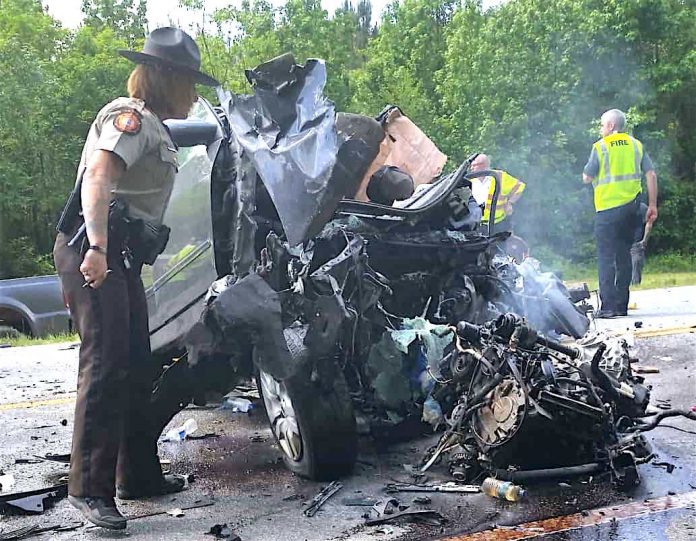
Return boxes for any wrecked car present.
[143,53,596,481]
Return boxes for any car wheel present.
[0,325,21,340]
[256,329,357,480]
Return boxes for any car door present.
[145,98,224,352]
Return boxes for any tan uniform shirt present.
[75,97,178,225]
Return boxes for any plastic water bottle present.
[481,477,526,502]
[163,418,198,442]
[222,397,254,413]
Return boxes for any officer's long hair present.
[127,64,197,120]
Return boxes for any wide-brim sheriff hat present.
[119,27,219,87]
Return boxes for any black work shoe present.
[116,474,186,500]
[594,309,618,319]
[68,495,127,530]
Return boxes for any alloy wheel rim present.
[259,370,303,461]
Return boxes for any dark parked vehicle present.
[0,275,71,337]
[145,54,590,480]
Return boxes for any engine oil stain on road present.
[443,490,696,540]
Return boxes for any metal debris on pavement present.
[114,499,215,523]
[0,521,82,541]
[652,462,676,473]
[636,366,660,374]
[0,525,38,541]
[33,453,70,464]
[187,432,220,440]
[205,523,241,540]
[386,482,479,494]
[303,481,343,517]
[0,484,67,514]
[365,498,445,526]
[342,497,379,506]
[166,508,185,517]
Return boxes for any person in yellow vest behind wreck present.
[469,153,526,234]
[53,28,219,530]
[583,108,658,319]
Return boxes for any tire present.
[256,328,358,480]
[0,324,22,340]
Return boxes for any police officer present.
[469,153,526,234]
[53,28,218,529]
[583,109,658,318]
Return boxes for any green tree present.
[81,0,147,45]
[349,0,456,135]
[0,0,132,277]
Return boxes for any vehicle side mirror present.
[164,119,220,148]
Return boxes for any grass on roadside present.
[1,333,79,348]
[549,252,696,291]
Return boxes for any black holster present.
[126,217,171,266]
[59,196,170,267]
[108,199,170,266]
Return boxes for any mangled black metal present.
[188,273,294,380]
[219,53,355,247]
[0,484,67,515]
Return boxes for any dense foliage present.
[1,0,694,278]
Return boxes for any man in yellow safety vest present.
[470,154,526,234]
[583,109,658,319]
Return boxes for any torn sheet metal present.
[365,498,445,526]
[187,273,295,380]
[0,484,67,514]
[220,53,354,246]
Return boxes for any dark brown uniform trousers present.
[54,233,162,498]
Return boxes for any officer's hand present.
[80,249,109,289]
[646,205,658,224]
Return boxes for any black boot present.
[116,473,186,500]
[68,495,127,530]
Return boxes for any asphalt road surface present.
[0,286,694,541]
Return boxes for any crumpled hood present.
[218,53,354,246]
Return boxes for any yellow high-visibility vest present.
[592,133,643,212]
[483,170,526,224]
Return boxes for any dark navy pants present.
[595,198,640,313]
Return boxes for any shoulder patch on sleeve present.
[113,109,142,135]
